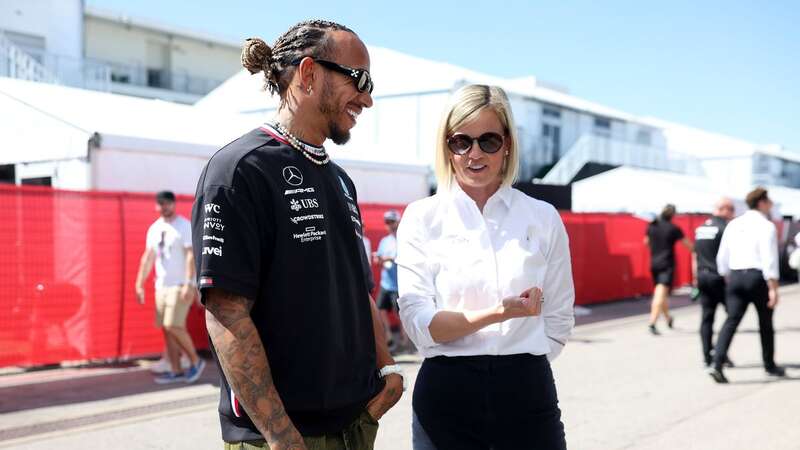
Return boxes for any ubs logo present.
[289,198,320,212]
[282,166,303,186]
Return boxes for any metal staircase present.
[541,134,705,184]
[0,32,60,84]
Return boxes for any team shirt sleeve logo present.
[202,202,224,257]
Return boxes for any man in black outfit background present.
[693,197,735,367]
[708,187,786,383]
[645,204,693,335]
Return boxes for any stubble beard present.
[318,79,351,145]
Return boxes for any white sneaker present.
[150,356,191,373]
[149,358,171,374]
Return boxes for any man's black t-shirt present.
[191,126,382,440]
[646,219,685,271]
[694,215,727,274]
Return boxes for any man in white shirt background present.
[708,187,786,383]
[374,209,410,352]
[135,191,206,384]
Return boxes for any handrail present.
[0,32,60,84]
[542,134,705,184]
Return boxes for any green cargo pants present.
[223,410,379,450]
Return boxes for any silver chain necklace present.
[272,122,330,165]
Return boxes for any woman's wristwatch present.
[379,364,407,391]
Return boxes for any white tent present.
[0,77,429,203]
[572,166,730,215]
[0,76,253,193]
[572,166,800,219]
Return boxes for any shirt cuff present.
[546,337,565,362]
[197,273,258,304]
[413,304,439,349]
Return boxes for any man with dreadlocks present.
[191,20,402,450]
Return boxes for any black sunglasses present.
[291,57,374,94]
[446,132,505,155]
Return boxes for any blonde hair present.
[434,84,520,191]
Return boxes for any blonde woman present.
[397,85,575,450]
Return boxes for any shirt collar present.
[743,209,767,220]
[448,181,513,209]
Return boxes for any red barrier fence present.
[0,185,703,368]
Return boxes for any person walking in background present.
[693,197,735,368]
[397,84,574,449]
[644,204,693,335]
[134,191,205,384]
[708,187,786,383]
[192,20,401,450]
[373,209,409,353]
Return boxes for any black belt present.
[730,268,762,273]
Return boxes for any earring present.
[307,85,313,95]
[505,150,509,155]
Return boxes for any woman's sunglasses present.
[291,57,374,94]
[446,132,505,155]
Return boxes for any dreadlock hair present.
[241,20,355,98]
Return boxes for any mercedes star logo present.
[282,166,303,186]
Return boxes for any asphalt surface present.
[1,285,798,449]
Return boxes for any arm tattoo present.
[205,288,305,449]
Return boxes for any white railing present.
[541,134,705,184]
[0,32,60,84]
[0,32,112,91]
[105,61,223,96]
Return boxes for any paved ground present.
[1,284,798,449]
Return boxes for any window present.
[542,106,561,119]
[636,129,652,146]
[0,164,14,184]
[111,72,131,83]
[542,123,561,161]
[21,177,51,187]
[147,68,169,88]
[593,116,611,137]
[594,117,611,129]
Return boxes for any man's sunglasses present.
[446,132,505,155]
[291,57,374,94]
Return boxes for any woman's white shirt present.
[396,184,575,361]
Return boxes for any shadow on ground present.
[0,357,219,414]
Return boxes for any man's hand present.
[500,287,543,320]
[366,373,403,421]
[180,284,194,303]
[135,285,145,305]
[768,288,779,309]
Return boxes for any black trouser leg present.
[700,299,717,364]
[698,273,725,365]
[713,279,749,371]
[489,356,566,450]
[751,285,776,369]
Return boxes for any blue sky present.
[88,0,799,150]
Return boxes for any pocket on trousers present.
[350,409,379,450]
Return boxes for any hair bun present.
[241,37,273,76]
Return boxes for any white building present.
[199,45,800,216]
[0,0,241,103]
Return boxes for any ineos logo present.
[282,166,303,186]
